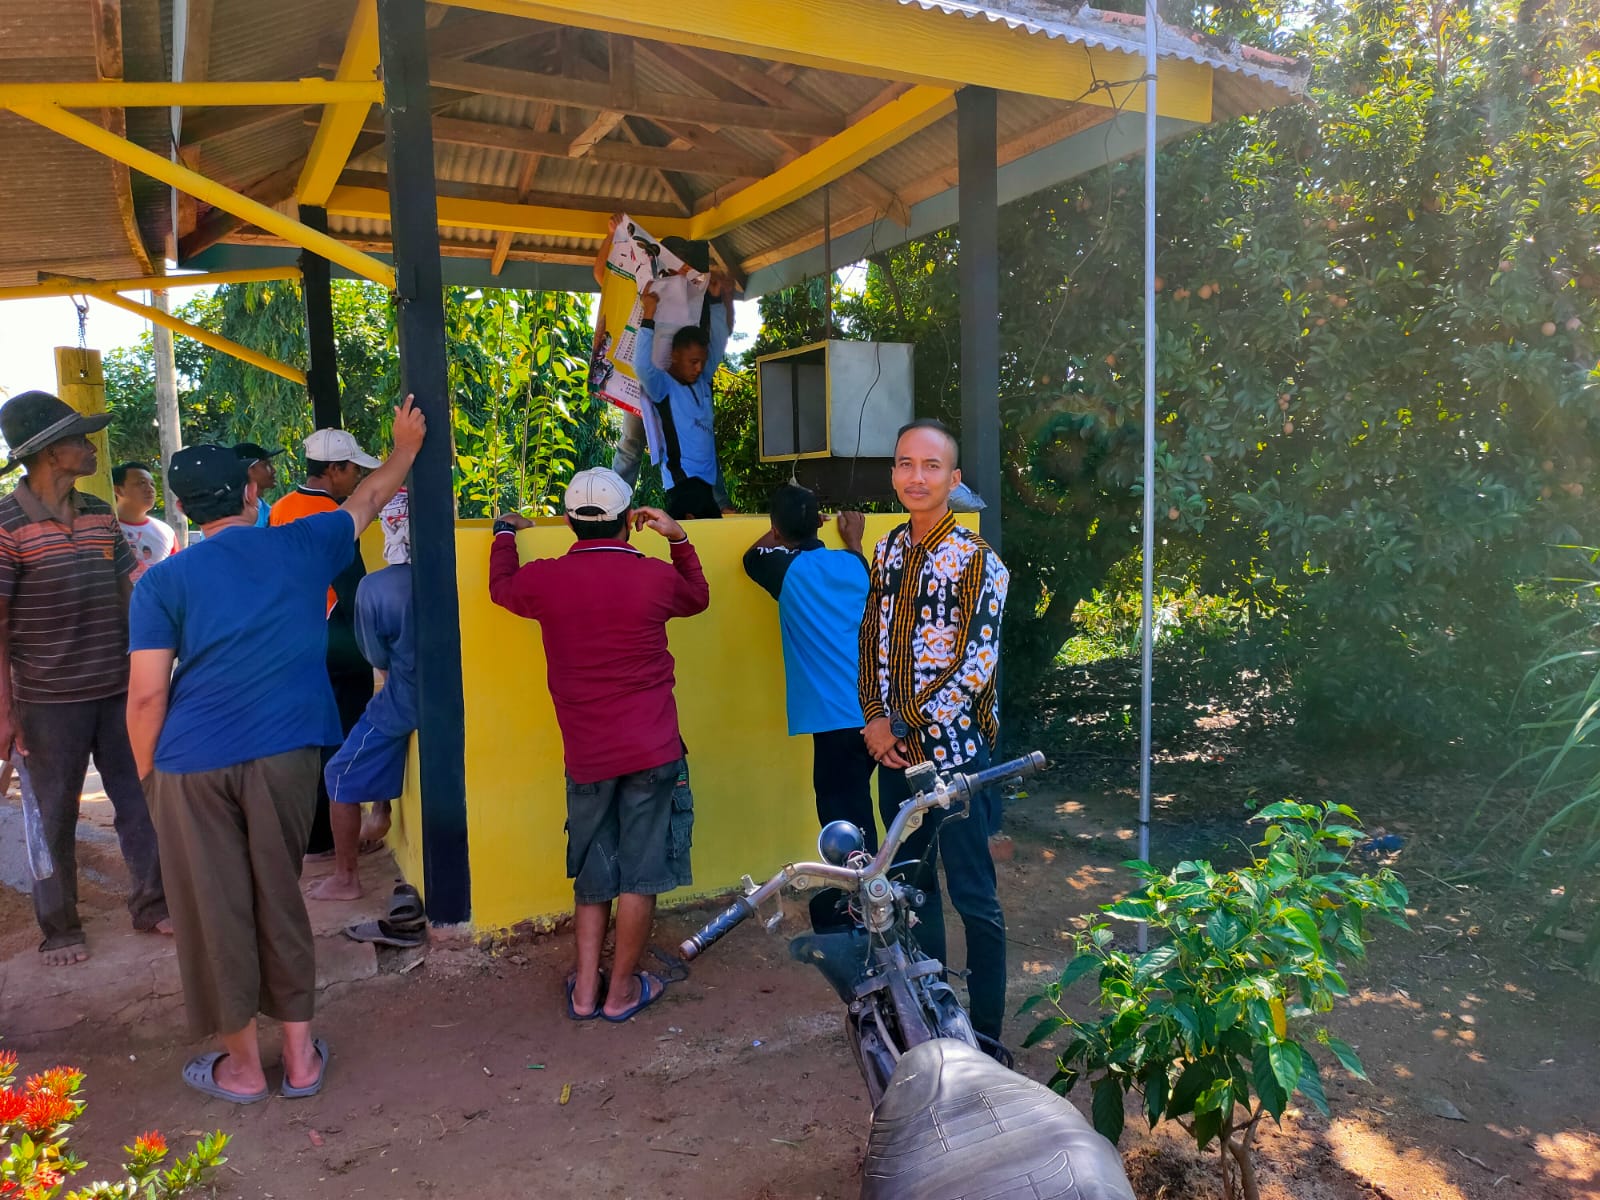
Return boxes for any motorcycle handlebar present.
[679,751,1047,961]
[680,895,755,960]
[953,751,1047,800]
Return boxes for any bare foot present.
[148,917,174,936]
[282,1041,324,1091]
[40,942,89,967]
[305,874,363,902]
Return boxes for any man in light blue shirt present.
[744,484,876,929]
[634,277,732,521]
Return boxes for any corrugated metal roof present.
[0,1,164,286]
[896,0,1307,117]
[0,0,1306,291]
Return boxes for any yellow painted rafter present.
[325,186,694,240]
[444,0,1212,120]
[298,0,382,207]
[689,85,954,241]
[91,289,307,385]
[5,103,395,289]
[0,266,300,302]
[0,80,382,108]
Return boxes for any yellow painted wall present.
[389,513,905,930]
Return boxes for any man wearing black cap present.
[125,397,424,1104]
[232,442,283,528]
[0,390,169,965]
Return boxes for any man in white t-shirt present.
[113,462,177,583]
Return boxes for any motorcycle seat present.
[861,1038,1136,1200]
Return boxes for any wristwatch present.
[889,714,910,740]
[492,519,520,536]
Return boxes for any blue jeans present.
[877,742,1007,1041]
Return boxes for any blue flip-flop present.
[280,1038,330,1099]
[182,1052,270,1105]
[602,972,667,1023]
[566,970,608,1021]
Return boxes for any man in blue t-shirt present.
[743,484,876,929]
[308,488,417,904]
[125,398,425,1106]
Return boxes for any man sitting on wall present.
[743,485,877,930]
[489,468,709,1022]
[634,278,733,522]
[126,398,424,1104]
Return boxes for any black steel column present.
[957,86,1001,551]
[377,0,471,924]
[299,206,343,429]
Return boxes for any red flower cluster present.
[0,1088,26,1126]
[23,1068,81,1098]
[131,1130,167,1157]
[20,1090,76,1134]
[0,1051,17,1076]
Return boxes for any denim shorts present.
[565,758,683,904]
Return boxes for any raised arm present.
[705,295,731,377]
[633,507,709,617]
[632,285,672,400]
[341,396,427,535]
[487,514,545,620]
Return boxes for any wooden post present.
[151,291,188,547]
[299,205,344,430]
[377,0,471,925]
[957,86,1001,551]
[53,347,113,503]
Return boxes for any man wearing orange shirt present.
[271,428,381,858]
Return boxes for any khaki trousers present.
[146,748,320,1038]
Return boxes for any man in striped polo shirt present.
[0,391,168,966]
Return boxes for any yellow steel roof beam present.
[6,103,395,290]
[443,0,1212,120]
[689,85,954,242]
[0,266,301,303]
[298,0,382,207]
[91,289,307,386]
[0,80,382,108]
[325,186,694,240]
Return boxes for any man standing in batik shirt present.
[858,418,1010,1043]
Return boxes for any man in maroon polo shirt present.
[489,467,709,1022]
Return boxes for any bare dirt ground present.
[2,740,1598,1200]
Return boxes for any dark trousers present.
[809,728,879,931]
[307,667,374,855]
[665,476,723,521]
[878,743,1007,1042]
[17,693,167,948]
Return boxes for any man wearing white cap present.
[271,427,384,859]
[490,468,709,1023]
[307,489,415,903]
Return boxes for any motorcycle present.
[682,751,1136,1200]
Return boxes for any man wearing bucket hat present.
[490,467,709,1022]
[0,390,169,966]
[272,427,384,859]
[125,397,424,1104]
[307,488,416,906]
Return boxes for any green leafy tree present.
[737,0,1600,752]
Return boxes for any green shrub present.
[1022,801,1409,1200]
